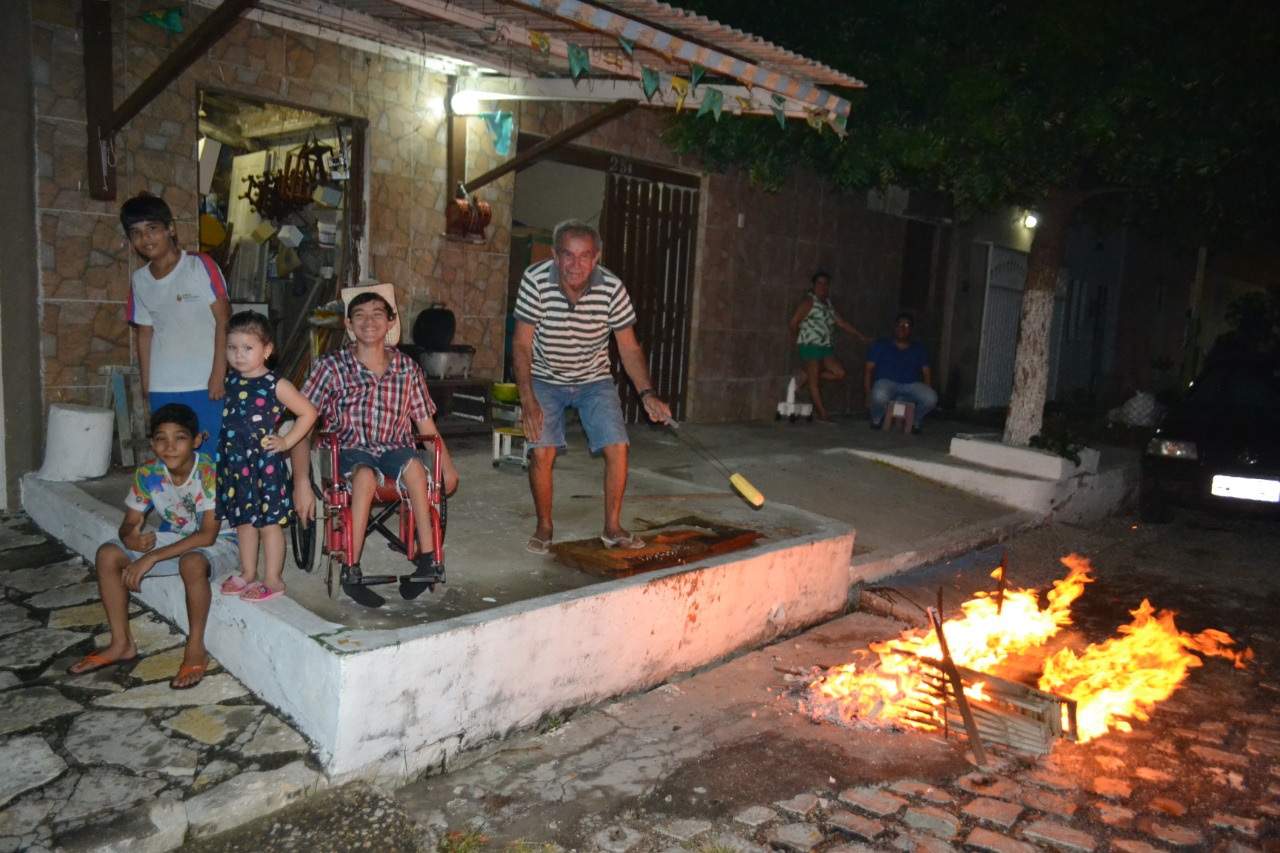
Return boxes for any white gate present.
[973,245,1067,410]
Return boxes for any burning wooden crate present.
[911,655,1078,754]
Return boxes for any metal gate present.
[973,245,1068,410]
[601,173,699,422]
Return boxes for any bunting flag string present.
[141,6,184,32]
[735,96,754,114]
[567,43,590,79]
[689,64,706,92]
[696,87,724,121]
[529,31,551,55]
[641,68,661,101]
[617,37,635,56]
[670,76,690,111]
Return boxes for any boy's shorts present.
[529,378,629,453]
[338,446,425,488]
[104,531,239,580]
[149,390,224,447]
[797,344,835,362]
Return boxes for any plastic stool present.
[492,425,528,468]
[882,401,916,433]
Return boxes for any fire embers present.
[804,555,1253,748]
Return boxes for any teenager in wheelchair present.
[289,286,459,607]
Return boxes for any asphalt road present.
[186,505,1280,851]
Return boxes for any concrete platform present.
[20,416,1100,784]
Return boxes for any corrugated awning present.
[206,0,863,130]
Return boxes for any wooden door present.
[601,173,699,422]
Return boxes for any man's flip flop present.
[67,652,137,676]
[239,583,285,603]
[600,533,645,549]
[526,537,552,555]
[220,576,250,595]
[169,662,207,690]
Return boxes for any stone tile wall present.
[32,0,513,411]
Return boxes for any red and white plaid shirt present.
[301,345,436,453]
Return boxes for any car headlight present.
[1146,437,1198,460]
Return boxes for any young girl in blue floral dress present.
[217,311,317,602]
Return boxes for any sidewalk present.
[2,415,1121,850]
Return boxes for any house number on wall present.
[609,155,633,175]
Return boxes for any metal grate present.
[913,655,1078,755]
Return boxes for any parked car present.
[1139,356,1280,522]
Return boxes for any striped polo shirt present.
[514,258,637,385]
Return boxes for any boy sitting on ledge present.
[67,403,238,689]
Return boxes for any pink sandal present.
[220,576,250,595]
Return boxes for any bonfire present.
[804,555,1252,746]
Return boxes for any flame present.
[1040,600,1252,740]
[804,554,1250,744]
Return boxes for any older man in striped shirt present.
[513,220,672,555]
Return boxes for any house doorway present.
[973,245,1068,410]
[510,138,700,421]
[196,90,364,386]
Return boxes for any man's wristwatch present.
[638,388,656,400]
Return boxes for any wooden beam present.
[84,0,258,201]
[107,0,260,137]
[82,0,115,200]
[460,99,637,195]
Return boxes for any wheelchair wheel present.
[290,466,323,572]
[290,518,315,572]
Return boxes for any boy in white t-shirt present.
[122,194,231,442]
[66,404,238,689]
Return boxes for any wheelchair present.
[291,432,447,608]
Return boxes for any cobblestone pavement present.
[0,515,324,853]
[4,507,1280,852]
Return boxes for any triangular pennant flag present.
[828,114,848,138]
[141,7,184,33]
[696,87,724,121]
[805,108,824,132]
[567,43,590,79]
[529,31,551,55]
[618,37,635,56]
[689,64,706,91]
[772,93,786,107]
[771,106,786,129]
[671,76,690,111]
[481,112,514,156]
[735,96,753,114]
[642,68,661,101]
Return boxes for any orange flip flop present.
[169,662,207,690]
[67,652,137,676]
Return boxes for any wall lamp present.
[1023,212,1039,229]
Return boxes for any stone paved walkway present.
[0,514,325,852]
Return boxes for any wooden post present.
[928,606,988,767]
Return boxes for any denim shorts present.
[338,446,425,487]
[530,378,629,453]
[104,531,240,580]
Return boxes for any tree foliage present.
[670,0,1280,243]
[669,0,1280,442]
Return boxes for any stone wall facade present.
[33,0,512,411]
[31,1,912,430]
